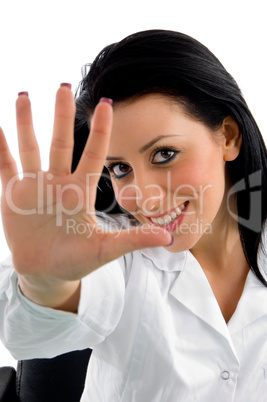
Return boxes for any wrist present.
[18,275,81,312]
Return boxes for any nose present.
[115,171,167,216]
[135,175,166,215]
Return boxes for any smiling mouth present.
[148,201,189,227]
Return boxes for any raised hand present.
[0,85,172,310]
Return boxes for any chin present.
[163,232,205,253]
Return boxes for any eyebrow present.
[139,135,178,153]
[106,134,179,161]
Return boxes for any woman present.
[0,30,266,401]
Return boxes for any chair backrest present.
[16,348,92,402]
[0,366,18,402]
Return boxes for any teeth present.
[157,217,165,225]
[150,203,187,226]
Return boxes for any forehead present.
[109,93,221,156]
[110,94,188,142]
[113,94,184,122]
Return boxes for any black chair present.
[0,348,92,402]
[0,366,17,402]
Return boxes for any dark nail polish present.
[18,92,29,97]
[166,234,174,247]
[100,97,113,106]
[60,83,72,89]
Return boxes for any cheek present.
[169,157,226,208]
[112,182,139,212]
[169,160,206,196]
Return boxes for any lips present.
[148,202,188,227]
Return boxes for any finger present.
[16,93,41,173]
[75,99,113,205]
[101,225,173,264]
[49,84,76,175]
[0,127,18,190]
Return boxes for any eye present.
[152,148,178,164]
[107,163,132,179]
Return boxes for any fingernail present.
[18,91,29,97]
[100,97,113,106]
[60,83,72,89]
[166,234,174,247]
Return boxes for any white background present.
[0,0,266,368]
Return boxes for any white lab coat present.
[0,214,267,401]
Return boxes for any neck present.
[190,207,250,324]
[190,195,249,276]
[191,225,247,272]
[189,183,251,323]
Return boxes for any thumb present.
[108,224,173,260]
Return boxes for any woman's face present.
[105,94,232,252]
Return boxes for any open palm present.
[0,86,171,307]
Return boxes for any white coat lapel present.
[227,270,267,334]
[170,251,234,344]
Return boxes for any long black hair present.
[72,29,267,285]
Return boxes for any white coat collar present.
[169,251,236,345]
[141,248,228,339]
[227,270,267,334]
[141,247,187,272]
[141,246,267,353]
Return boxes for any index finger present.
[75,98,113,187]
[0,127,18,190]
